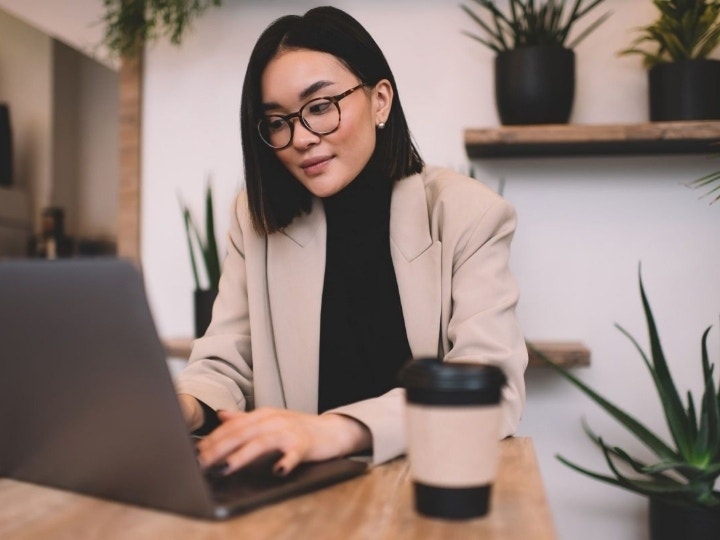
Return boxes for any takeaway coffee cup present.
[398,358,506,519]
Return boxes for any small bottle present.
[27,207,74,259]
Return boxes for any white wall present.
[0,0,113,69]
[0,8,51,255]
[54,41,119,241]
[0,8,52,207]
[141,1,720,538]
[0,7,118,256]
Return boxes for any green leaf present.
[581,419,686,482]
[461,0,609,50]
[622,0,720,63]
[686,390,698,441]
[684,462,720,484]
[461,5,507,51]
[567,11,612,48]
[597,440,709,501]
[180,204,201,290]
[101,0,223,58]
[202,183,221,290]
[547,264,720,507]
[179,180,221,291]
[534,345,679,461]
[699,327,720,460]
[637,269,695,458]
[461,31,503,53]
[691,169,720,204]
[555,453,692,499]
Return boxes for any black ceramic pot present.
[0,103,13,187]
[194,288,218,338]
[649,59,720,121]
[648,498,720,540]
[494,46,575,125]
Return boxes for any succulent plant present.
[460,0,611,53]
[538,270,720,508]
[620,0,720,68]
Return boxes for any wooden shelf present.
[163,338,589,369]
[465,120,720,158]
[527,341,590,368]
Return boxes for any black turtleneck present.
[318,173,412,413]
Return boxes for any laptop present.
[0,258,367,519]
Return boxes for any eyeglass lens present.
[259,98,340,149]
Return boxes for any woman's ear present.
[372,79,393,126]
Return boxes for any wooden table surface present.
[0,437,555,540]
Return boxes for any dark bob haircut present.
[240,6,424,234]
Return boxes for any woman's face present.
[260,49,392,198]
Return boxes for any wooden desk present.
[0,437,555,539]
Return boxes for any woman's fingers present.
[197,408,311,473]
[220,434,281,474]
[195,408,371,476]
[272,448,302,477]
[197,410,275,467]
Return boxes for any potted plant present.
[0,103,12,187]
[180,183,221,337]
[461,0,611,125]
[620,0,720,122]
[101,0,223,58]
[536,270,720,540]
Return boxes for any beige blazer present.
[175,165,527,465]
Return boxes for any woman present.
[176,6,527,477]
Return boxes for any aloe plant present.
[460,0,611,53]
[537,270,720,508]
[180,183,221,291]
[620,0,720,68]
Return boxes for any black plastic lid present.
[398,357,506,405]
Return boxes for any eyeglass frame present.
[257,82,368,150]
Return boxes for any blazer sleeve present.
[441,193,527,440]
[173,194,255,413]
[329,183,527,465]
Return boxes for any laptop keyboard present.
[192,439,366,511]
[202,450,289,502]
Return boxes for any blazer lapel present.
[267,174,441,413]
[267,198,326,413]
[389,173,442,359]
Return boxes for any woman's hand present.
[195,408,372,476]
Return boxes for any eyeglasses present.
[257,83,367,150]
